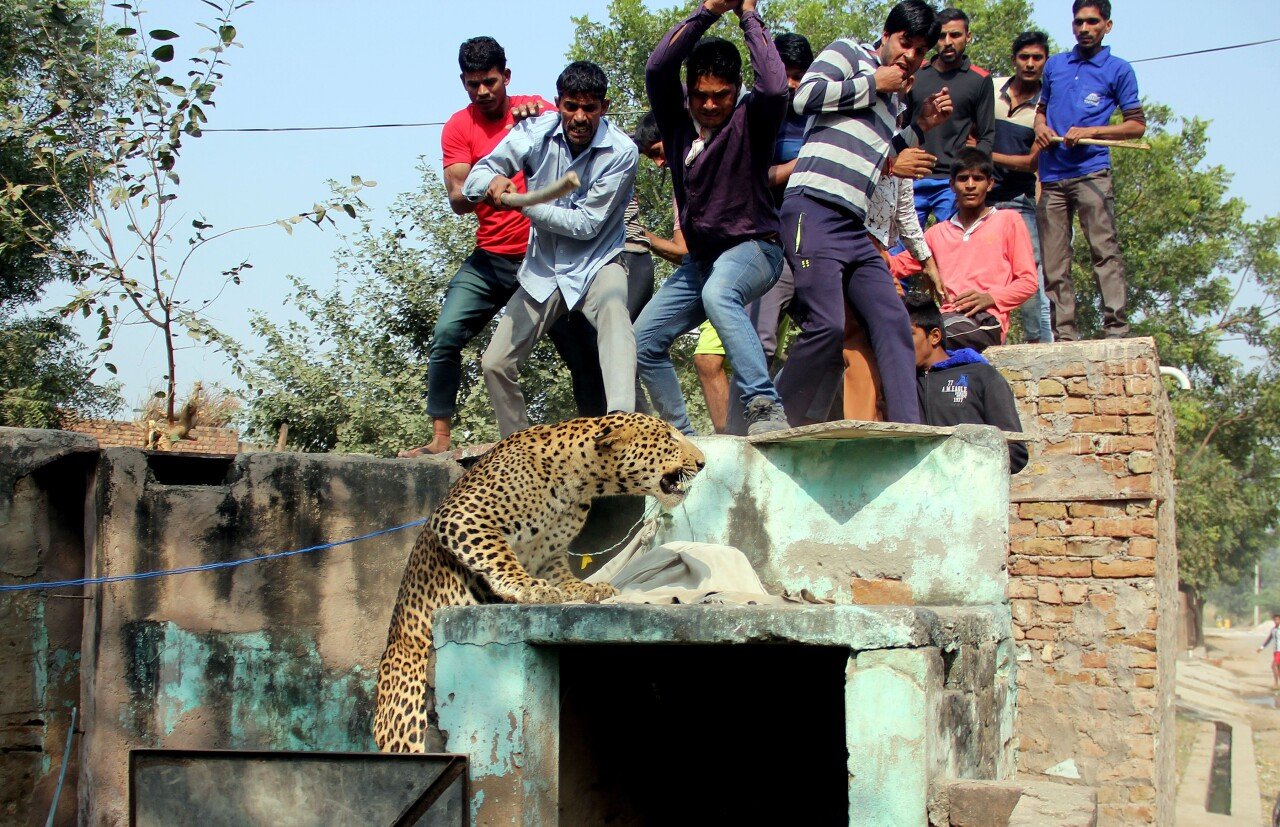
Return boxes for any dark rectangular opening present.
[145,453,234,486]
[558,644,849,825]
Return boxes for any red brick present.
[1061,584,1089,604]
[1089,593,1117,612]
[850,578,914,605]
[1038,378,1067,396]
[1007,580,1037,599]
[1058,519,1095,536]
[1039,560,1092,577]
[1131,518,1157,537]
[1039,397,1093,415]
[1128,538,1157,558]
[1010,558,1039,576]
[1127,416,1157,434]
[1020,502,1068,519]
[1066,539,1112,558]
[1025,627,1056,641]
[1095,396,1153,415]
[1042,435,1092,454]
[1093,559,1156,578]
[1037,583,1063,604]
[1014,538,1068,557]
[1093,518,1138,537]
[1131,653,1157,669]
[1106,357,1150,375]
[1049,361,1089,378]
[1039,605,1075,623]
[1072,415,1125,434]
[1082,652,1108,668]
[1010,520,1037,538]
[1125,376,1154,395]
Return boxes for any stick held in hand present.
[500,172,581,208]
[1049,136,1150,150]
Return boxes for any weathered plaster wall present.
[78,449,461,826]
[657,423,1012,606]
[0,429,97,826]
[986,338,1177,826]
[434,604,1016,825]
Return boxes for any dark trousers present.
[776,193,921,425]
[1037,169,1129,340]
[425,248,605,419]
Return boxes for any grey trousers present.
[1036,168,1129,340]
[482,261,636,437]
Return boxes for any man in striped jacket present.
[776,0,952,426]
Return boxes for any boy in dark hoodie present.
[908,294,1028,472]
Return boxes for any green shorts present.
[693,320,725,356]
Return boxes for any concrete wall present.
[986,339,1177,826]
[77,448,460,826]
[656,422,1013,606]
[0,429,98,826]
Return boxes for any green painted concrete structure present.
[434,423,1018,825]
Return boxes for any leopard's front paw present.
[581,582,619,603]
[557,580,619,604]
[515,580,566,605]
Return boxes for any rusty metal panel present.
[129,749,467,826]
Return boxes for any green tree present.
[0,0,369,424]
[0,314,122,428]
[0,0,125,425]
[242,166,596,454]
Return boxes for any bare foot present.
[397,435,451,458]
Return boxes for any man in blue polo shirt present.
[1033,0,1145,340]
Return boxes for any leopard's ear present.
[594,420,637,450]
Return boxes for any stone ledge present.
[435,603,1012,650]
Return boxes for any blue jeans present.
[995,194,1053,343]
[913,176,957,228]
[634,239,784,435]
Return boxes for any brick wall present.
[63,420,240,454]
[985,338,1177,826]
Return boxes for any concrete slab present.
[1008,777,1097,826]
[434,603,1012,650]
[657,426,1012,605]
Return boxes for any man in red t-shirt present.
[400,36,605,456]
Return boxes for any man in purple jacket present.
[633,0,790,436]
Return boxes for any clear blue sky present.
[57,0,1280,410]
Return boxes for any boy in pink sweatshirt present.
[891,147,1037,350]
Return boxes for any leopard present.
[373,411,706,753]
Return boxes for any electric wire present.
[196,37,1280,135]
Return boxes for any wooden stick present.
[1049,136,1151,150]
[499,171,581,207]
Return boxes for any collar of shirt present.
[948,206,997,240]
[1068,44,1112,66]
[931,54,973,73]
[684,87,750,166]
[998,76,1042,112]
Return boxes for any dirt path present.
[1195,629,1280,825]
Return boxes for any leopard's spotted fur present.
[373,412,705,752]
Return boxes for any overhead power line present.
[199,36,1280,136]
[1129,36,1280,64]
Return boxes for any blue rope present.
[0,518,428,594]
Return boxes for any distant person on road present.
[1258,613,1280,689]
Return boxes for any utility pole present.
[1256,563,1262,628]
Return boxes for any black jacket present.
[906,56,995,178]
[917,348,1027,473]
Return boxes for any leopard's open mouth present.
[660,468,695,498]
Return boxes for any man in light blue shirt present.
[464,61,639,437]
